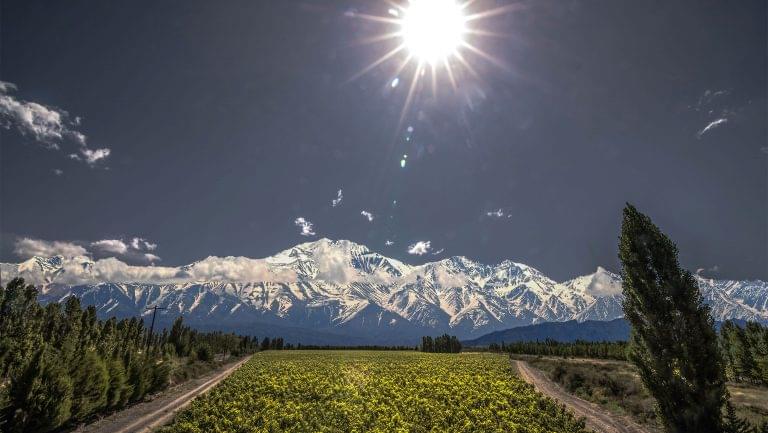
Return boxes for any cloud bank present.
[14,238,88,259]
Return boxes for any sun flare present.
[400,0,467,65]
[349,0,516,129]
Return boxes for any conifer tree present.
[723,402,751,433]
[69,350,109,421]
[8,349,73,432]
[618,204,726,433]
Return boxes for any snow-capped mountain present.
[2,238,766,344]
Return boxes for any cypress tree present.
[8,349,73,432]
[105,357,128,410]
[69,350,109,422]
[618,204,727,433]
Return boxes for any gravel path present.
[514,360,650,433]
[76,355,252,433]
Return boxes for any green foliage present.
[618,204,727,433]
[69,350,109,422]
[159,351,589,433]
[720,321,768,385]
[0,278,260,432]
[420,334,461,353]
[105,357,129,410]
[494,339,629,360]
[7,349,73,433]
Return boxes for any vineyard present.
[159,351,588,433]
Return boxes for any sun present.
[349,0,516,129]
[400,0,467,65]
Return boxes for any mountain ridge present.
[2,238,766,344]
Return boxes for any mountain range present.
[2,238,766,345]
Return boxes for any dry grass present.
[517,355,768,431]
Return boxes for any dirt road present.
[77,355,252,433]
[514,360,650,433]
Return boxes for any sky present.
[1,0,766,281]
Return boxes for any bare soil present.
[514,359,651,433]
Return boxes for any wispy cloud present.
[332,189,343,207]
[695,265,720,276]
[697,118,728,139]
[485,209,505,218]
[407,240,431,255]
[432,248,445,255]
[360,210,374,222]
[693,89,730,112]
[144,253,162,263]
[14,238,89,259]
[53,168,64,176]
[130,237,157,251]
[0,81,110,166]
[294,217,316,236]
[385,240,394,246]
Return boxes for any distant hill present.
[463,319,632,346]
[463,318,753,347]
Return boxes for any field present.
[517,356,768,430]
[159,351,589,433]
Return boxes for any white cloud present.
[144,253,162,263]
[130,237,157,251]
[0,81,110,166]
[80,147,111,165]
[294,217,316,236]
[385,240,394,246]
[130,237,142,250]
[53,168,63,176]
[181,256,298,283]
[332,189,343,207]
[91,239,129,254]
[14,238,89,259]
[697,118,728,138]
[432,248,445,255]
[486,209,505,218]
[407,240,431,255]
[360,210,374,222]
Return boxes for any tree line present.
[288,344,416,350]
[0,278,264,433]
[489,323,768,387]
[420,334,462,353]
[491,339,629,360]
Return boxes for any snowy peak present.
[267,238,412,282]
[559,267,623,297]
[2,239,767,342]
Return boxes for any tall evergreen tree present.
[618,204,726,433]
[8,349,73,433]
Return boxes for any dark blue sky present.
[1,0,765,280]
